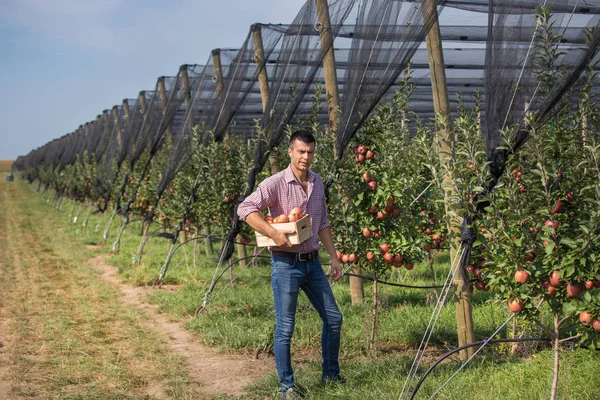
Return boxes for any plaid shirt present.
[237,165,330,253]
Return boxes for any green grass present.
[11,181,600,399]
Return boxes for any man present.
[237,129,344,398]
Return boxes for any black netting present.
[336,0,447,157]
[484,0,600,181]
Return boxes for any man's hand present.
[269,229,294,248]
[328,258,343,282]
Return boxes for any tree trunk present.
[369,278,378,350]
[350,266,364,304]
[551,310,560,400]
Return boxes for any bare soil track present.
[0,180,272,399]
[89,254,273,397]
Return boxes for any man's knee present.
[326,310,343,330]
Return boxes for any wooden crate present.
[255,214,312,247]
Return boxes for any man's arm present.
[318,226,342,281]
[245,211,294,248]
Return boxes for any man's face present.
[288,139,315,173]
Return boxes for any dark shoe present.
[320,375,346,386]
[281,386,304,399]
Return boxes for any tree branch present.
[559,334,583,343]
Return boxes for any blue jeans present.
[271,255,343,391]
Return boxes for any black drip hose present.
[408,337,552,400]
[344,272,462,290]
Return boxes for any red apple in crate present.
[289,207,302,218]
[273,214,289,224]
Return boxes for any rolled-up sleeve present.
[237,177,277,221]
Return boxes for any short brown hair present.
[289,129,315,148]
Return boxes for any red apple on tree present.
[362,171,373,182]
[566,283,585,297]
[380,243,390,253]
[368,181,377,191]
[549,270,561,287]
[593,319,600,332]
[585,280,594,290]
[362,227,372,237]
[514,269,529,284]
[551,200,565,214]
[580,311,593,326]
[508,298,524,313]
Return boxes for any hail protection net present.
[154,64,209,198]
[132,72,187,193]
[483,0,600,181]
[93,102,134,204]
[211,24,284,141]
[336,0,447,157]
[246,0,356,194]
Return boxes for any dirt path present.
[88,253,273,397]
[0,180,273,399]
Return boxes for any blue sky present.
[0,0,306,160]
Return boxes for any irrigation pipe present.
[425,298,546,399]
[407,337,552,400]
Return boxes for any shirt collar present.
[284,165,315,184]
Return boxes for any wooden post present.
[316,0,341,146]
[252,24,280,175]
[122,98,131,119]
[111,106,122,149]
[423,0,475,360]
[316,0,363,304]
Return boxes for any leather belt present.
[271,250,319,262]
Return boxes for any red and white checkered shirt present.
[237,165,330,253]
